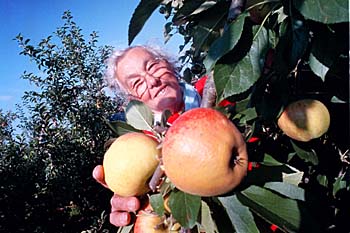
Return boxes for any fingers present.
[93,166,142,227]
[92,165,108,189]
[109,194,141,227]
[110,211,131,227]
[110,194,140,212]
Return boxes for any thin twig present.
[149,163,165,192]
[200,72,216,108]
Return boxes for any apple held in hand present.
[277,99,330,142]
[103,132,160,197]
[162,108,248,197]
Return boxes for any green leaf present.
[282,165,304,186]
[294,0,349,24]
[310,25,346,68]
[214,25,270,102]
[237,185,321,233]
[234,107,257,124]
[244,164,294,185]
[273,20,309,74]
[173,0,218,24]
[192,14,226,54]
[168,190,201,229]
[291,140,319,165]
[149,193,165,216]
[309,52,329,81]
[264,182,306,201]
[203,12,249,72]
[106,120,141,137]
[261,153,283,166]
[128,0,163,45]
[200,201,219,233]
[331,96,346,104]
[125,100,153,131]
[234,96,250,113]
[218,195,259,233]
[333,174,348,196]
[316,175,328,188]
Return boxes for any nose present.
[145,74,160,88]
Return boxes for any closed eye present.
[147,59,163,72]
[131,77,143,90]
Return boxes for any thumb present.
[92,165,109,189]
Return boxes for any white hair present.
[104,44,181,98]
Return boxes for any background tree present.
[0,11,122,232]
[120,0,349,232]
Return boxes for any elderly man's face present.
[116,47,183,114]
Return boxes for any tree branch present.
[200,72,217,108]
[227,0,246,23]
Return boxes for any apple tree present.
[111,0,349,232]
[0,11,124,232]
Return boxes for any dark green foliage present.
[127,0,349,232]
[0,11,121,232]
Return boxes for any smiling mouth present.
[154,85,167,98]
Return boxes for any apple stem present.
[149,164,165,192]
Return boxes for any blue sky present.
[0,0,181,111]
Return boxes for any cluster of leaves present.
[120,0,349,232]
[0,11,123,232]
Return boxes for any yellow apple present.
[103,132,160,197]
[277,99,330,142]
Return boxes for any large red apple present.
[162,108,248,196]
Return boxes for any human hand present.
[92,165,141,226]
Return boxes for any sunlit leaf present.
[125,100,153,131]
[200,201,219,233]
[219,195,259,233]
[309,53,329,81]
[331,96,346,104]
[282,166,304,186]
[261,153,283,166]
[238,185,321,232]
[214,25,270,102]
[128,0,163,45]
[168,190,201,228]
[264,182,306,201]
[294,0,349,24]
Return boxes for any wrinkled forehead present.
[121,47,156,64]
[115,47,156,85]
